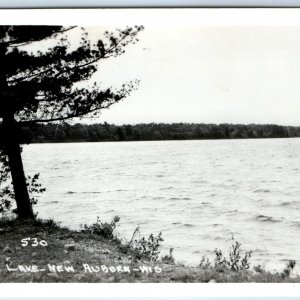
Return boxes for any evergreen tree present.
[0,25,143,219]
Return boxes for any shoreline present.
[0,218,299,283]
[22,136,300,145]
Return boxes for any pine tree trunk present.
[2,113,34,219]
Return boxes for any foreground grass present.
[0,218,299,283]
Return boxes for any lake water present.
[22,138,300,272]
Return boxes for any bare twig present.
[127,226,139,248]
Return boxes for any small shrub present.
[214,238,252,272]
[0,150,14,215]
[0,150,46,216]
[132,232,164,261]
[0,194,13,215]
[199,255,213,270]
[34,218,61,229]
[80,215,120,240]
[198,238,253,272]
[282,260,296,278]
[214,248,229,270]
[161,248,175,264]
[26,173,47,206]
[253,264,265,273]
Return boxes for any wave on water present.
[23,138,300,270]
[289,221,300,228]
[208,193,217,197]
[255,215,282,223]
[171,222,197,228]
[253,189,271,193]
[169,197,191,201]
[191,180,208,184]
[279,200,300,208]
[81,191,102,194]
[183,223,196,227]
[145,161,157,165]
[212,236,223,240]
[280,201,293,207]
[225,210,238,215]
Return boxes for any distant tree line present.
[18,122,300,143]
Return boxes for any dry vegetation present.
[0,217,299,283]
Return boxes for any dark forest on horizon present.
[17,122,300,143]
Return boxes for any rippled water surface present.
[22,139,300,271]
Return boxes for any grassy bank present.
[0,217,299,283]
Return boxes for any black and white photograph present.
[1,8,300,283]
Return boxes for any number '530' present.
[21,238,48,247]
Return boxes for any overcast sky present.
[86,23,300,126]
[7,9,300,126]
